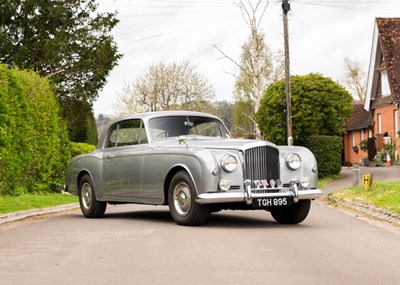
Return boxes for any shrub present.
[257,73,352,145]
[0,65,70,195]
[303,135,343,178]
[359,139,368,152]
[71,142,96,157]
[374,143,397,167]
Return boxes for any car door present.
[102,119,148,201]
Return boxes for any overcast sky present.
[94,0,400,116]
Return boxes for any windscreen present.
[149,116,231,140]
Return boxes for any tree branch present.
[214,44,249,77]
[45,69,65,78]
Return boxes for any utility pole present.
[282,0,293,146]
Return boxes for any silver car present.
[65,111,322,226]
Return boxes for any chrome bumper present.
[195,180,323,205]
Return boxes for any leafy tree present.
[0,65,70,195]
[209,101,234,131]
[257,73,353,145]
[62,97,98,145]
[0,0,121,142]
[113,61,216,116]
[96,113,112,139]
[234,35,284,104]
[232,100,254,137]
[232,35,283,136]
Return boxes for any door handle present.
[107,154,115,159]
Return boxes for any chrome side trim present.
[195,188,323,204]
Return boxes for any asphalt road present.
[1,199,400,285]
[1,166,399,285]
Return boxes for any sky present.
[93,0,400,116]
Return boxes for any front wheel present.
[168,171,209,226]
[79,174,107,218]
[270,200,311,224]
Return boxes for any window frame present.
[105,119,148,148]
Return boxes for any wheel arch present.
[77,170,93,195]
[163,165,196,205]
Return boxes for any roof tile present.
[376,18,400,101]
[346,103,373,131]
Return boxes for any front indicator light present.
[301,176,310,188]
[219,178,230,191]
[312,165,318,173]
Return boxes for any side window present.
[105,119,148,148]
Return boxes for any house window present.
[381,69,391,96]
[377,113,382,134]
[352,132,356,147]
[395,110,399,137]
[360,130,364,141]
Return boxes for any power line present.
[292,0,400,13]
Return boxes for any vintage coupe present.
[65,111,322,226]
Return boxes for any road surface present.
[1,200,400,285]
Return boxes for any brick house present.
[344,103,374,165]
[344,18,400,165]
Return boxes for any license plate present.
[252,197,292,208]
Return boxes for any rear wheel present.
[270,200,311,224]
[168,171,209,226]
[79,174,107,218]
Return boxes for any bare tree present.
[113,61,216,116]
[343,57,367,103]
[215,0,283,136]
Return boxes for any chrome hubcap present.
[81,182,92,210]
[173,182,192,216]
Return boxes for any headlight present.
[221,154,238,172]
[286,153,301,170]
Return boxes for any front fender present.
[277,145,318,188]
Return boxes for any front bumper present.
[195,180,323,205]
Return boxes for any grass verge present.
[0,193,78,215]
[318,173,343,190]
[330,181,400,214]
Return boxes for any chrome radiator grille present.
[244,146,280,185]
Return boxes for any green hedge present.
[374,143,397,166]
[71,142,96,157]
[0,65,70,195]
[304,135,343,178]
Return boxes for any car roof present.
[115,111,220,122]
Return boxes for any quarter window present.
[106,120,148,148]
